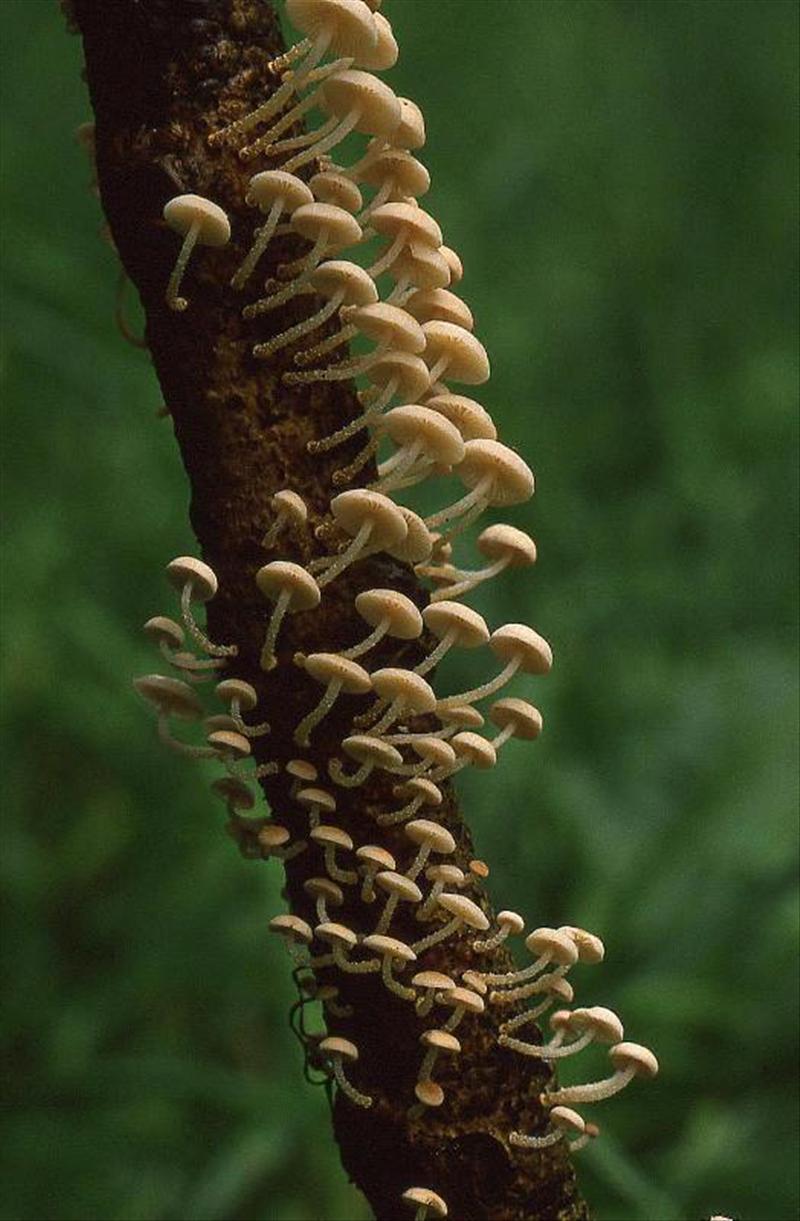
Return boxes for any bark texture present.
[69,2,591,1217]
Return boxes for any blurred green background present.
[1,1,797,1218]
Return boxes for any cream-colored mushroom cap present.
[291,201,362,249]
[286,0,378,59]
[469,859,490,880]
[303,876,344,905]
[421,1029,461,1054]
[405,288,473,332]
[143,615,185,648]
[163,195,230,246]
[371,668,437,713]
[414,1079,444,1107]
[404,819,456,855]
[572,1007,625,1044]
[309,170,363,213]
[422,321,489,385]
[319,1034,360,1061]
[383,406,465,468]
[215,679,259,712]
[489,698,543,741]
[361,148,430,197]
[246,170,313,212]
[166,556,218,601]
[490,624,553,675]
[207,729,251,759]
[296,787,337,819]
[331,490,408,552]
[461,969,488,995]
[364,351,431,402]
[393,97,426,149]
[371,201,443,249]
[388,508,435,565]
[422,394,497,442]
[441,986,485,1015]
[391,242,451,291]
[412,970,456,992]
[550,1106,586,1135]
[356,844,396,871]
[270,488,308,527]
[355,589,423,639]
[496,910,525,936]
[609,1042,659,1078]
[269,913,313,944]
[549,1009,577,1035]
[409,738,456,770]
[426,863,465,888]
[258,824,291,850]
[133,674,204,720]
[286,758,318,783]
[342,302,426,353]
[458,440,534,505]
[255,561,321,610]
[362,934,417,963]
[561,926,605,963]
[525,927,579,966]
[319,69,401,138]
[393,777,442,806]
[437,705,484,729]
[315,920,358,948]
[342,734,404,770]
[534,973,574,1004]
[210,776,256,810]
[478,523,537,566]
[311,259,378,306]
[359,10,399,70]
[374,870,423,903]
[450,732,497,770]
[303,652,373,694]
[439,245,463,284]
[310,824,354,851]
[436,893,490,931]
[423,602,489,649]
[204,714,238,734]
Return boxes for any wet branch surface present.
[69,2,590,1217]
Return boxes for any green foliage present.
[1,2,797,1218]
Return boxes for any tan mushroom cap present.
[309,170,363,213]
[303,652,373,694]
[436,893,490,931]
[437,704,484,729]
[371,668,437,713]
[404,819,456,855]
[388,508,435,565]
[450,731,497,770]
[609,1042,659,1078]
[423,602,489,649]
[304,876,344,905]
[439,245,463,284]
[550,1106,586,1135]
[549,1009,576,1035]
[423,394,497,442]
[489,698,543,741]
[359,10,399,71]
[296,785,337,814]
[422,321,490,385]
[393,777,442,806]
[205,714,239,735]
[405,288,473,331]
[258,824,291,850]
[414,1079,444,1107]
[342,302,426,354]
[361,148,430,197]
[393,97,426,150]
[291,201,362,249]
[269,913,313,944]
[246,170,313,213]
[286,0,378,60]
[355,589,423,639]
[440,986,485,1015]
[477,523,537,566]
[163,195,231,246]
[561,926,606,963]
[356,844,396,871]
[342,734,404,770]
[319,1034,360,1062]
[255,561,321,611]
[468,858,490,880]
[383,405,465,468]
[210,776,256,810]
[310,824,354,851]
[535,973,575,1004]
[391,241,451,291]
[133,674,204,720]
[362,933,417,963]
[421,1029,461,1054]
[460,969,488,995]
[165,556,218,601]
[457,440,534,505]
[286,758,318,783]
[215,679,259,712]
[496,910,525,935]
[412,970,456,992]
[371,201,443,249]
[208,729,251,758]
[374,870,423,904]
[525,927,579,966]
[425,863,465,887]
[364,350,431,400]
[270,488,308,527]
[143,615,185,648]
[319,69,401,139]
[489,623,553,675]
[331,490,408,552]
[409,738,456,770]
[315,920,358,948]
[572,1007,625,1045]
[310,259,378,306]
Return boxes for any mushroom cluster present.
[131,0,658,1194]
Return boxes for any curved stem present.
[166,218,200,311]
[231,196,284,289]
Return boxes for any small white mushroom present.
[231,171,313,289]
[367,668,437,737]
[253,259,377,360]
[437,623,552,712]
[438,985,485,1034]
[411,893,489,955]
[261,489,309,549]
[284,302,425,386]
[414,602,489,677]
[303,875,344,925]
[341,588,423,660]
[401,1187,448,1221]
[165,556,237,658]
[424,440,533,541]
[356,844,396,903]
[310,823,359,884]
[500,1006,624,1061]
[245,203,362,320]
[372,869,423,937]
[402,819,456,882]
[542,1042,659,1107]
[255,561,321,671]
[416,864,465,921]
[481,927,578,995]
[428,523,536,603]
[473,910,525,955]
[312,491,408,588]
[362,933,417,1000]
[295,785,337,832]
[411,970,456,1018]
[163,195,230,311]
[378,777,442,827]
[510,1105,586,1152]
[293,652,372,746]
[414,1028,461,1107]
[372,405,465,494]
[328,734,404,788]
[268,913,313,965]
[133,674,206,757]
[215,678,271,738]
[488,698,543,752]
[318,1035,373,1108]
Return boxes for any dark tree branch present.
[68,2,591,1217]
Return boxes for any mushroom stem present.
[332,942,380,975]
[429,555,509,603]
[373,894,400,937]
[376,795,426,827]
[499,996,561,1033]
[295,320,358,367]
[316,519,374,588]
[509,1128,566,1151]
[366,228,408,279]
[368,696,406,737]
[166,217,201,312]
[410,916,460,955]
[230,197,285,289]
[331,435,381,486]
[500,1029,593,1060]
[328,758,373,788]
[282,107,363,175]
[473,923,514,954]
[331,1057,373,1108]
[543,1065,639,1107]
[284,334,392,386]
[382,956,416,1002]
[436,656,521,711]
[179,581,236,657]
[424,474,492,530]
[341,619,389,660]
[406,843,434,882]
[260,586,292,671]
[323,845,358,886]
[252,290,345,359]
[412,629,455,677]
[294,679,344,747]
[156,715,216,758]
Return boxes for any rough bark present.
[68,2,591,1218]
